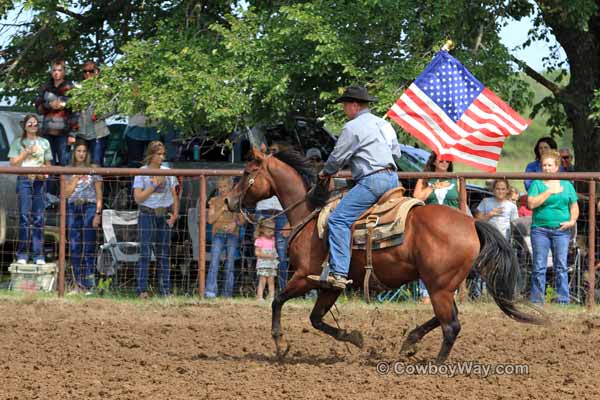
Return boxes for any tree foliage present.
[2,1,599,171]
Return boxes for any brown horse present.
[226,148,543,363]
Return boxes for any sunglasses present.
[83,69,96,73]
[561,156,571,160]
[309,156,322,162]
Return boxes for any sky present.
[499,16,567,71]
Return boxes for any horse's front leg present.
[271,275,312,360]
[309,289,363,348]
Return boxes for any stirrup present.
[307,272,352,290]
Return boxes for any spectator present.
[125,114,160,168]
[255,196,290,292]
[306,147,324,172]
[474,179,518,240]
[518,194,533,217]
[64,141,102,294]
[524,136,564,191]
[254,219,278,301]
[413,153,460,207]
[75,61,110,166]
[8,115,52,265]
[133,141,179,298]
[205,177,244,298]
[527,149,578,304]
[559,147,575,172]
[34,59,76,166]
[413,152,461,303]
[509,187,520,205]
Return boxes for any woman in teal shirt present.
[413,153,461,303]
[527,149,578,304]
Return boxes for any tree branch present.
[56,6,85,21]
[4,25,47,75]
[510,54,563,97]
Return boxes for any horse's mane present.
[272,150,329,208]
[272,150,317,187]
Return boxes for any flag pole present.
[441,39,454,52]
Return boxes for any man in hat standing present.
[308,85,401,289]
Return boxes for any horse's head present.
[225,147,275,212]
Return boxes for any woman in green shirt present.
[527,149,578,304]
[413,153,461,304]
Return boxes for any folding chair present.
[96,209,152,291]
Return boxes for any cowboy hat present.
[335,85,378,103]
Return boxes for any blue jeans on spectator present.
[205,232,239,298]
[16,177,46,262]
[530,226,571,304]
[328,171,398,278]
[256,211,289,292]
[137,210,171,296]
[418,279,429,298]
[84,137,108,166]
[45,134,70,166]
[67,202,97,289]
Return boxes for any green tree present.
[4,0,599,173]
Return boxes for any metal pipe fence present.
[0,166,597,308]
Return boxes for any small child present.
[475,179,519,241]
[255,219,278,301]
[472,179,518,300]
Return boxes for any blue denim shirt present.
[322,109,401,180]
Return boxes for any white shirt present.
[256,196,282,211]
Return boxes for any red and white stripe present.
[387,84,529,172]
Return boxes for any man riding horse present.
[308,85,402,290]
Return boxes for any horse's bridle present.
[235,155,346,250]
[236,155,313,228]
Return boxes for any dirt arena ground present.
[0,296,599,400]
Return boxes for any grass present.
[0,289,595,316]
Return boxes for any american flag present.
[386,51,530,172]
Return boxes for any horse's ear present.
[259,143,267,153]
[252,146,266,163]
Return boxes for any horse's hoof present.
[276,343,291,362]
[348,330,364,349]
[400,341,417,357]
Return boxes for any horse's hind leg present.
[431,295,461,364]
[400,316,440,356]
[309,289,363,348]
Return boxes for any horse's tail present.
[473,220,546,325]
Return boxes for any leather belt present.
[362,167,396,179]
[71,199,95,206]
[140,205,171,216]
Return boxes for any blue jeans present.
[328,171,398,277]
[256,211,289,291]
[419,279,429,298]
[530,226,571,304]
[67,202,97,289]
[44,134,70,166]
[205,232,239,298]
[84,137,108,166]
[16,178,46,262]
[138,210,171,296]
